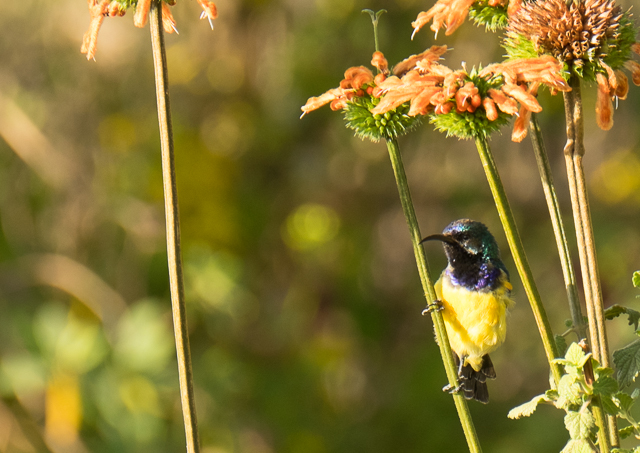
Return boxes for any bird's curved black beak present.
[419,233,458,246]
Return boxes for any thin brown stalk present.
[149,3,200,452]
[563,77,617,449]
[528,114,585,341]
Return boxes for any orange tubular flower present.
[197,0,218,28]
[412,0,476,38]
[133,0,151,27]
[81,0,218,60]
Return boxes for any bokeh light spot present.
[283,203,340,251]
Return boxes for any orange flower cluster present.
[301,47,570,141]
[372,51,570,141]
[300,51,390,117]
[81,0,218,60]
[412,0,521,38]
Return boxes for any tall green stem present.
[386,138,482,453]
[562,78,617,449]
[150,3,200,453]
[474,136,562,385]
[528,114,585,341]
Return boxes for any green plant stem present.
[474,136,562,385]
[528,114,585,342]
[562,78,617,449]
[149,3,200,453]
[386,138,482,453]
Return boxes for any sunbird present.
[421,219,515,403]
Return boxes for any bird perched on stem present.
[421,219,514,403]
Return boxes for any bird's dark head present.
[421,219,506,290]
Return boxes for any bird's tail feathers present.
[455,354,496,404]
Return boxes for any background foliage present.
[0,0,640,452]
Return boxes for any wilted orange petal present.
[511,107,531,142]
[392,46,448,76]
[482,97,499,121]
[502,84,542,112]
[330,99,348,111]
[443,0,475,35]
[133,0,151,27]
[81,0,110,60]
[488,88,518,114]
[624,61,640,86]
[411,9,441,38]
[371,51,389,74]
[614,70,629,100]
[408,86,442,116]
[371,89,418,115]
[300,88,345,116]
[162,3,177,33]
[197,0,218,22]
[631,42,640,56]
[595,73,613,130]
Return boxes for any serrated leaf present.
[565,410,596,440]
[594,367,614,379]
[633,271,640,288]
[561,439,597,453]
[556,334,569,356]
[600,394,620,416]
[615,391,635,413]
[605,304,640,331]
[508,394,546,419]
[546,389,560,400]
[565,342,589,367]
[618,425,636,439]
[557,374,584,408]
[614,339,640,387]
[593,375,618,397]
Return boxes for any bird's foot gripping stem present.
[422,299,444,316]
[442,382,464,395]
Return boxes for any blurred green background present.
[1,0,640,452]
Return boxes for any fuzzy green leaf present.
[605,304,640,331]
[614,339,640,388]
[618,425,636,440]
[565,410,596,440]
[593,375,618,397]
[508,394,547,419]
[556,374,584,408]
[615,391,636,413]
[566,342,591,368]
[561,439,597,453]
[600,394,620,417]
[556,334,569,357]
[633,271,640,288]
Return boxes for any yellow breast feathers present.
[434,270,515,371]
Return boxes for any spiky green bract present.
[429,70,510,140]
[430,110,509,139]
[343,95,422,143]
[469,2,508,32]
[602,13,637,71]
[503,34,540,61]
